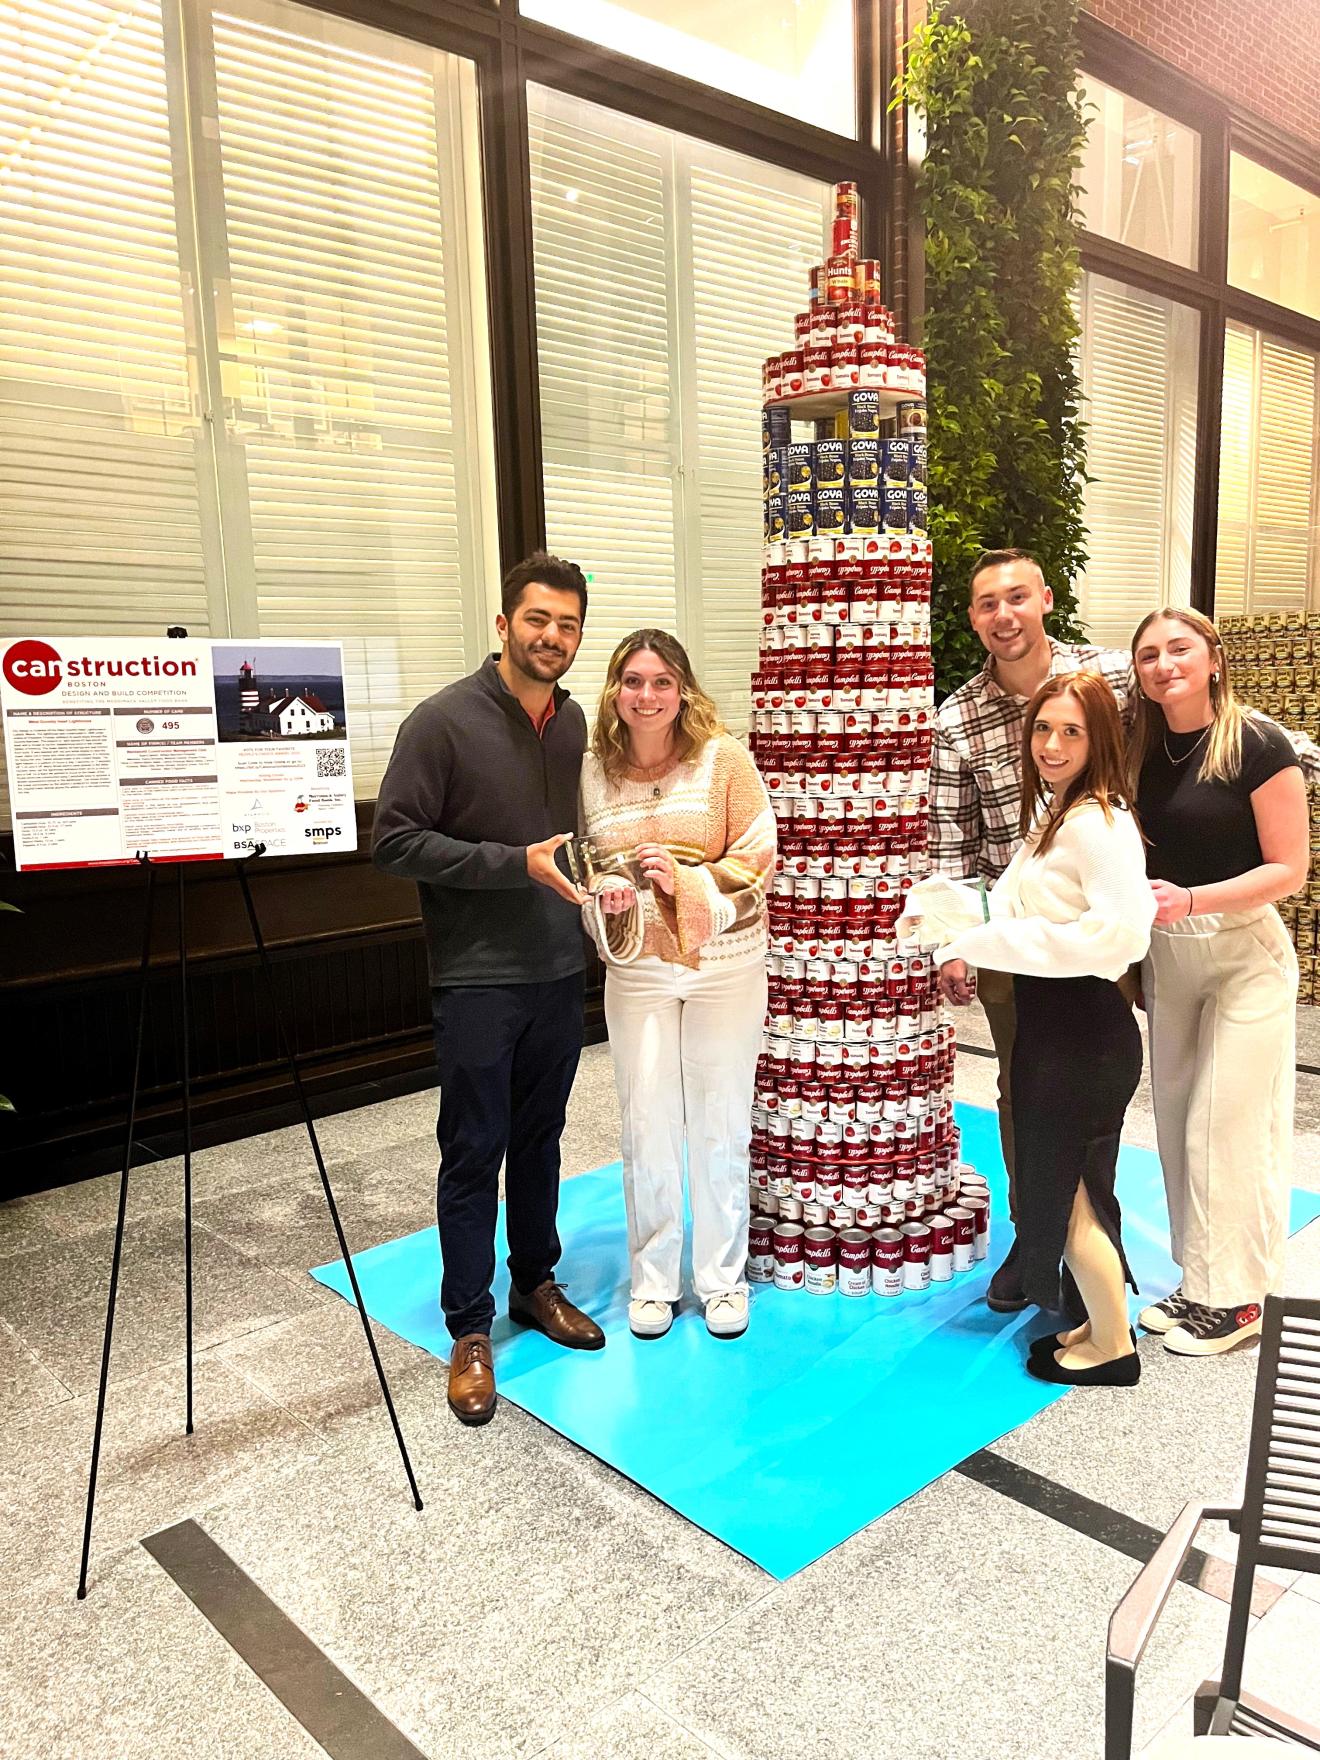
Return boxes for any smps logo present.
[2,640,200,696]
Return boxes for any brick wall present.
[1085,0,1320,152]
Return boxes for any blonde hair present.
[1130,607,1245,786]
[1019,671,1133,857]
[592,629,724,783]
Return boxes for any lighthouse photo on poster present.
[0,636,357,870]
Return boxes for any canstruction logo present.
[2,639,199,696]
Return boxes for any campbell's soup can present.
[748,1216,776,1282]
[838,1228,873,1297]
[779,350,806,397]
[872,1228,903,1297]
[803,1199,830,1229]
[804,1227,838,1295]
[773,1220,806,1289]
[946,1205,975,1274]
[928,1213,954,1282]
[962,1194,990,1260]
[900,1220,932,1291]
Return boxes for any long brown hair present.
[1129,607,1245,786]
[1019,671,1132,857]
[591,629,725,783]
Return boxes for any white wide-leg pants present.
[604,952,767,1304]
[1143,906,1297,1308]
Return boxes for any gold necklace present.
[1162,724,1211,766]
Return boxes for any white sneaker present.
[704,1290,749,1339]
[628,1298,674,1339]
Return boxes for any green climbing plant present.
[898,0,1091,699]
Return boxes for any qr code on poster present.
[315,746,346,778]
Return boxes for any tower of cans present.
[747,182,986,1302]
[1218,610,1320,998]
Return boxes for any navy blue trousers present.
[431,973,584,1339]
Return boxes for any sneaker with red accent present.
[1163,1301,1263,1356]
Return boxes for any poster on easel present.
[0,636,357,871]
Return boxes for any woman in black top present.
[1131,608,1308,1357]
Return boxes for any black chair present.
[1105,1294,1320,1759]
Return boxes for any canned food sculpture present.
[749,183,979,1299]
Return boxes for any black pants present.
[431,973,584,1339]
[1010,974,1142,1313]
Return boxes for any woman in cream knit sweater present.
[579,630,776,1341]
[904,671,1155,1386]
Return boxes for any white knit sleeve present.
[936,807,1154,981]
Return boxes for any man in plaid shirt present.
[930,548,1134,1312]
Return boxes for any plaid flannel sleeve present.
[929,723,983,881]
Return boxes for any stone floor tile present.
[0,1315,72,1418]
[0,1539,327,1760]
[0,1212,319,1396]
[641,1473,1228,1760]
[537,1693,722,1760]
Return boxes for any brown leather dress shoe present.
[508,1280,605,1350]
[447,1333,496,1426]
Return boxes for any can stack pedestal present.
[748,182,979,1300]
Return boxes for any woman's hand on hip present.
[1150,878,1193,925]
[636,843,677,897]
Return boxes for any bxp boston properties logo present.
[2,639,200,696]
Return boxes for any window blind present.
[1076,272,1198,649]
[528,95,678,729]
[689,160,827,732]
[207,3,488,792]
[528,84,830,735]
[0,0,211,645]
[1215,323,1319,616]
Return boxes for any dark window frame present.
[279,0,890,577]
[1076,12,1320,616]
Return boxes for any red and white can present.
[961,1194,990,1261]
[804,1227,838,1295]
[928,1212,954,1282]
[838,1228,873,1297]
[900,1220,932,1291]
[748,1215,775,1283]
[773,1220,806,1289]
[946,1205,975,1274]
[871,1227,903,1297]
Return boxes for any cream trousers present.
[604,952,767,1303]
[1143,906,1297,1308]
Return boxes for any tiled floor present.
[2,1024,1317,1760]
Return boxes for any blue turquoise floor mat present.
[312,1101,1320,1578]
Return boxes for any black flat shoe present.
[1027,1347,1141,1387]
[1028,1325,1135,1361]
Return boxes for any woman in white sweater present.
[906,672,1155,1386]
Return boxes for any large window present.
[1075,273,1199,647]
[1216,323,1320,615]
[528,85,831,730]
[0,0,496,795]
[1077,74,1200,270]
[1228,154,1320,326]
[520,0,857,138]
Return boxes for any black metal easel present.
[77,843,424,1599]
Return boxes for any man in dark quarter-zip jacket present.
[373,552,605,1427]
